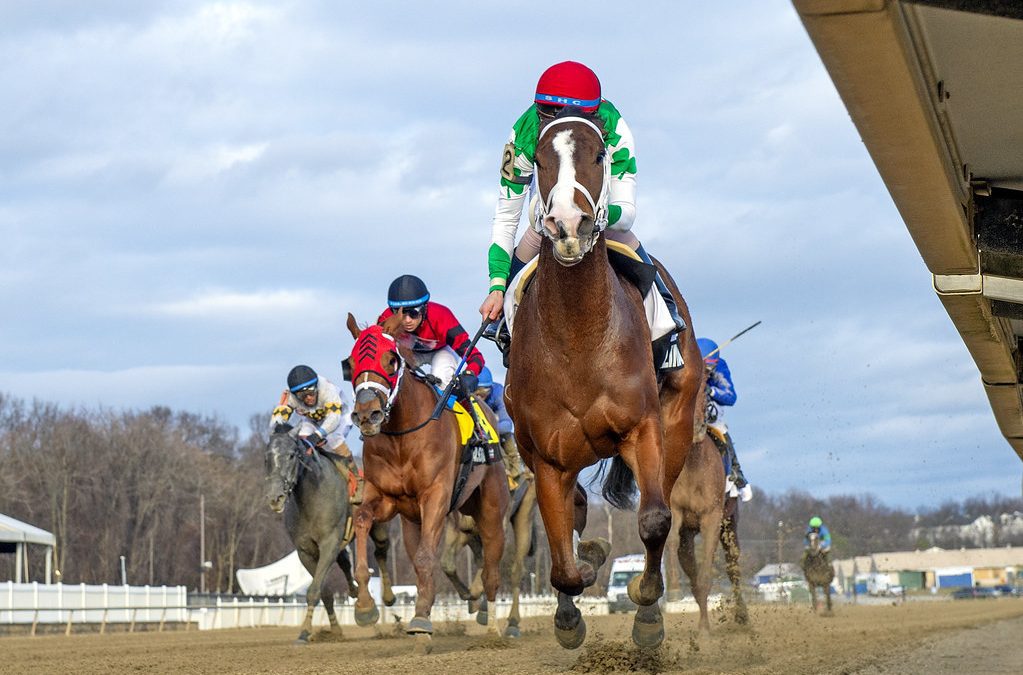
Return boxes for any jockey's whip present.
[429,318,493,420]
[702,320,762,361]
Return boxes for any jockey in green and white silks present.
[487,98,638,289]
[479,61,685,371]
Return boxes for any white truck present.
[606,554,646,613]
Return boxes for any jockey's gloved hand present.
[458,371,479,397]
[306,429,327,447]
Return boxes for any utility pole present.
[776,520,784,580]
[200,493,206,594]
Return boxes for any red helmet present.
[534,61,601,113]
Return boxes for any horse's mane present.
[546,105,606,139]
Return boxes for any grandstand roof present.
[0,513,56,547]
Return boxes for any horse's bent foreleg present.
[371,521,395,606]
[353,496,393,627]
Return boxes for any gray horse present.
[801,532,835,614]
[265,424,395,644]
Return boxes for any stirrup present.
[483,318,511,366]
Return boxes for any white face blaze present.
[544,128,585,262]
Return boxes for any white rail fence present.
[3,582,706,634]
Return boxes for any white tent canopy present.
[0,513,56,583]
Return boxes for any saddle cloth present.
[502,239,677,341]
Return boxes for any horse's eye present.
[596,149,606,164]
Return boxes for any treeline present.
[0,394,289,590]
[2,394,1020,594]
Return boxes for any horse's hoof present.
[383,590,396,607]
[468,598,480,614]
[293,630,310,645]
[504,623,521,639]
[476,609,488,626]
[413,634,433,655]
[632,603,664,649]
[554,617,586,650]
[577,538,611,571]
[354,604,380,627]
[406,616,433,635]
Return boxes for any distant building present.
[834,547,1023,592]
[753,563,803,586]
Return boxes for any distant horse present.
[265,425,395,644]
[506,107,703,649]
[668,433,748,633]
[802,532,835,613]
[346,312,509,652]
[441,477,538,638]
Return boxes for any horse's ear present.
[380,311,403,337]
[273,422,293,435]
[341,357,353,382]
[346,312,361,339]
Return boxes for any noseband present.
[534,115,611,245]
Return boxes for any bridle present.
[533,115,611,249]
[267,432,315,498]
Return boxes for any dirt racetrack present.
[3,599,1023,674]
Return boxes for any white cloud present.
[148,288,341,319]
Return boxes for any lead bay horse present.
[507,107,703,649]
[345,312,509,652]
[265,425,395,644]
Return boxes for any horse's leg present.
[468,534,486,618]
[336,548,358,599]
[296,539,337,644]
[533,460,590,649]
[353,495,394,627]
[696,508,724,635]
[619,417,670,648]
[474,483,507,636]
[809,584,818,613]
[405,488,447,642]
[720,516,748,624]
[321,587,342,637]
[441,521,474,601]
[676,525,698,608]
[371,521,396,606]
[826,584,832,613]
[505,484,537,638]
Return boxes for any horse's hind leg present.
[720,517,748,624]
[370,521,395,606]
[696,509,724,634]
[676,526,699,613]
[336,548,358,599]
[506,484,537,638]
[440,521,474,602]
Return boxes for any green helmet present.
[809,516,823,528]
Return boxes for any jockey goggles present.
[400,305,425,320]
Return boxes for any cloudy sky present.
[2,0,1019,509]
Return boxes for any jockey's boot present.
[500,433,524,490]
[636,244,687,334]
[337,454,364,505]
[636,244,686,373]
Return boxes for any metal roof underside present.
[792,0,1023,460]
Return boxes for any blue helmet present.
[478,366,494,388]
[697,337,719,364]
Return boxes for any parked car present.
[991,584,1022,597]
[951,587,997,599]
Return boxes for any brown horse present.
[440,477,537,638]
[668,433,748,633]
[506,108,703,649]
[345,313,509,652]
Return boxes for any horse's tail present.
[601,455,637,510]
